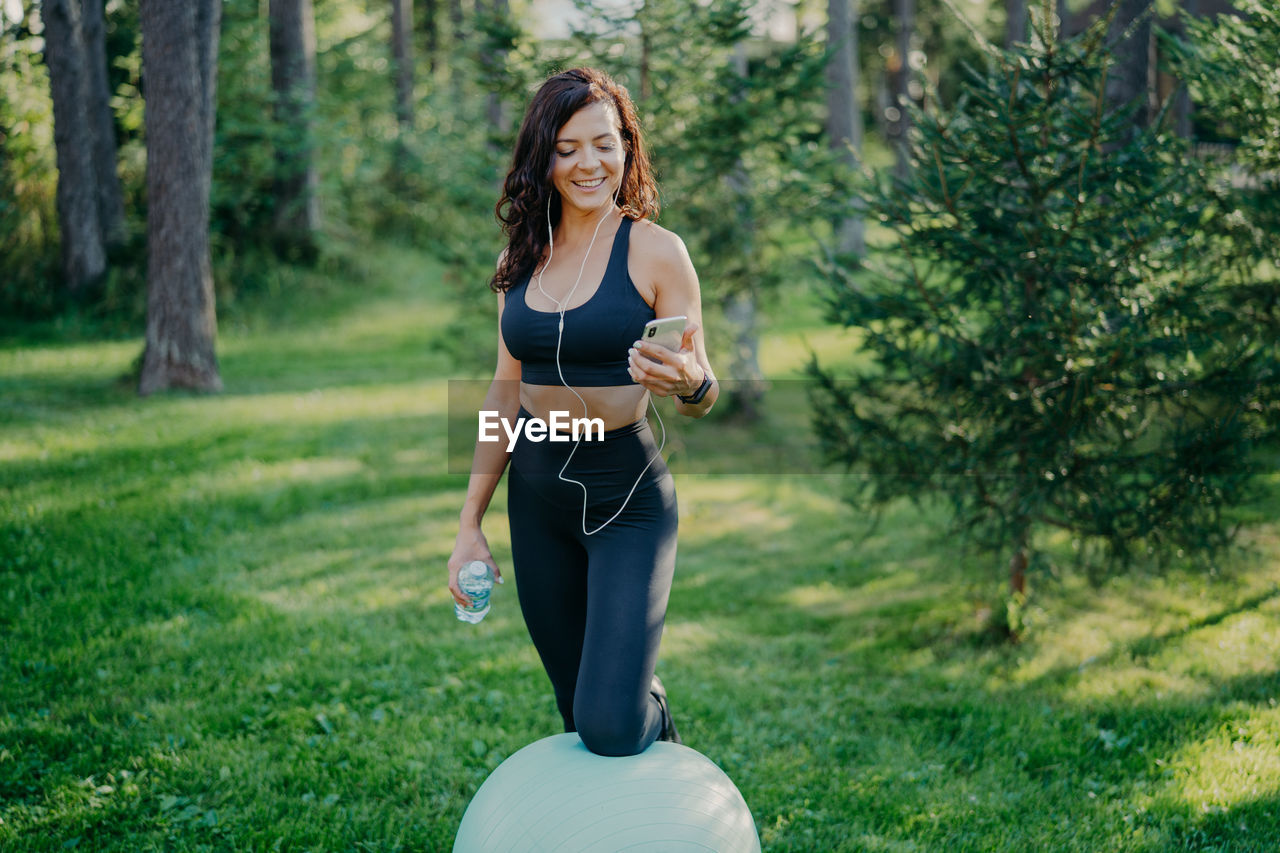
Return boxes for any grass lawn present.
[3,240,1279,851]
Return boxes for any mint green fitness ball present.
[453,733,761,852]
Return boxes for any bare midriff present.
[519,382,650,433]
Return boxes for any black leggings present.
[507,407,678,756]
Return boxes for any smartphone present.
[641,316,688,362]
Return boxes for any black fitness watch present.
[677,371,713,405]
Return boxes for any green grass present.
[3,239,1280,852]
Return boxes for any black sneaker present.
[650,674,683,744]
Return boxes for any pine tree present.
[808,6,1278,609]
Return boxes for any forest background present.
[4,0,1280,850]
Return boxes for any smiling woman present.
[447,67,720,759]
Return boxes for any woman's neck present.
[554,204,618,249]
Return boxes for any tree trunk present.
[1006,0,1028,47]
[1106,0,1154,136]
[872,66,891,145]
[1173,0,1198,139]
[80,0,125,248]
[391,0,415,133]
[391,0,415,175]
[723,288,764,421]
[41,0,106,293]
[269,0,319,252]
[639,27,651,103]
[421,0,439,75]
[483,0,509,139]
[449,0,464,104]
[890,0,914,181]
[1009,544,1027,595]
[138,0,222,395]
[825,0,865,257]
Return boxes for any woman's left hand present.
[627,322,706,398]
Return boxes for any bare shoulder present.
[629,218,692,269]
[627,218,698,309]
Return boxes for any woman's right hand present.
[448,526,503,607]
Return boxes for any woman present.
[448,67,718,757]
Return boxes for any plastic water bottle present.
[455,560,494,623]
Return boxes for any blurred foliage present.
[809,9,1279,589]
[211,0,280,253]
[1164,0,1280,319]
[855,0,999,111]
[1167,0,1280,178]
[0,2,146,326]
[3,0,1275,391]
[397,8,529,372]
[565,0,846,336]
[1,8,61,316]
[0,0,1008,327]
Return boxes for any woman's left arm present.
[626,227,718,418]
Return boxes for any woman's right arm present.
[447,289,522,608]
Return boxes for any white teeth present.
[574,178,605,188]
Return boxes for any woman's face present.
[551,100,626,217]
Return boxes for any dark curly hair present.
[490,67,660,293]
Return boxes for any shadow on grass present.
[1128,586,1280,657]
[0,342,456,437]
[655,613,1279,851]
[1141,790,1280,853]
[2,407,452,502]
[2,452,537,849]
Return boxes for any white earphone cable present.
[538,189,666,537]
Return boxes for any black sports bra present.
[501,217,656,386]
